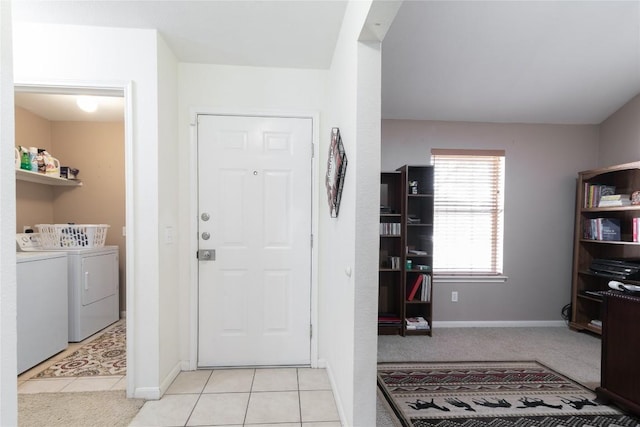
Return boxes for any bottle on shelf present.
[19,146,31,171]
[29,147,38,172]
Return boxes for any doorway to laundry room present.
[14,85,130,393]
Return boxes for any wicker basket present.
[35,224,110,249]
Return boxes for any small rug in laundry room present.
[377,360,639,427]
[35,320,126,378]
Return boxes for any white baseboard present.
[159,361,182,396]
[132,387,161,400]
[433,320,567,328]
[133,360,182,400]
[322,359,348,427]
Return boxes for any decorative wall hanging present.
[325,127,348,218]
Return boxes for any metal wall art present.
[325,127,348,218]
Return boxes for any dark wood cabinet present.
[596,291,640,415]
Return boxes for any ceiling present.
[11,0,640,125]
[14,92,125,122]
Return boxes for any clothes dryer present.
[65,245,119,342]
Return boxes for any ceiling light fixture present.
[76,95,98,113]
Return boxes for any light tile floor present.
[129,367,341,427]
[17,321,341,426]
[17,320,126,394]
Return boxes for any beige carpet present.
[376,327,602,426]
[19,390,144,427]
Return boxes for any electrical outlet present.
[451,291,459,302]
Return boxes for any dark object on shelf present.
[589,258,640,280]
[580,290,606,300]
[60,166,80,180]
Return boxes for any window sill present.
[434,275,508,284]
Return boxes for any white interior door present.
[197,114,312,367]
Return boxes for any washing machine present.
[17,233,120,342]
[17,251,68,373]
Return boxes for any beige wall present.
[51,121,126,311]
[15,106,55,230]
[14,107,126,311]
[382,119,599,323]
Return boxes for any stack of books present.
[598,194,631,207]
[406,317,430,331]
[378,315,401,327]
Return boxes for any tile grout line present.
[297,367,303,425]
[241,368,257,426]
[182,369,213,427]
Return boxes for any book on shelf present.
[407,273,431,302]
[407,274,423,301]
[380,222,401,236]
[420,274,431,302]
[380,255,401,269]
[408,249,428,255]
[635,217,640,242]
[585,184,616,208]
[598,194,631,207]
[583,218,621,241]
[601,218,621,241]
[378,314,402,326]
[405,316,430,330]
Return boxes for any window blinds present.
[431,149,505,275]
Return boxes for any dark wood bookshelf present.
[378,166,434,336]
[570,161,640,336]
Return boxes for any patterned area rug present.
[378,361,640,427]
[35,321,126,378]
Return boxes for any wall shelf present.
[16,169,82,187]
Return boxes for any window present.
[431,149,505,276]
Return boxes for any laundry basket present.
[36,224,110,249]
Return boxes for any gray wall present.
[598,93,640,167]
[381,120,599,322]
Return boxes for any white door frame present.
[188,108,320,369]
[13,80,135,393]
